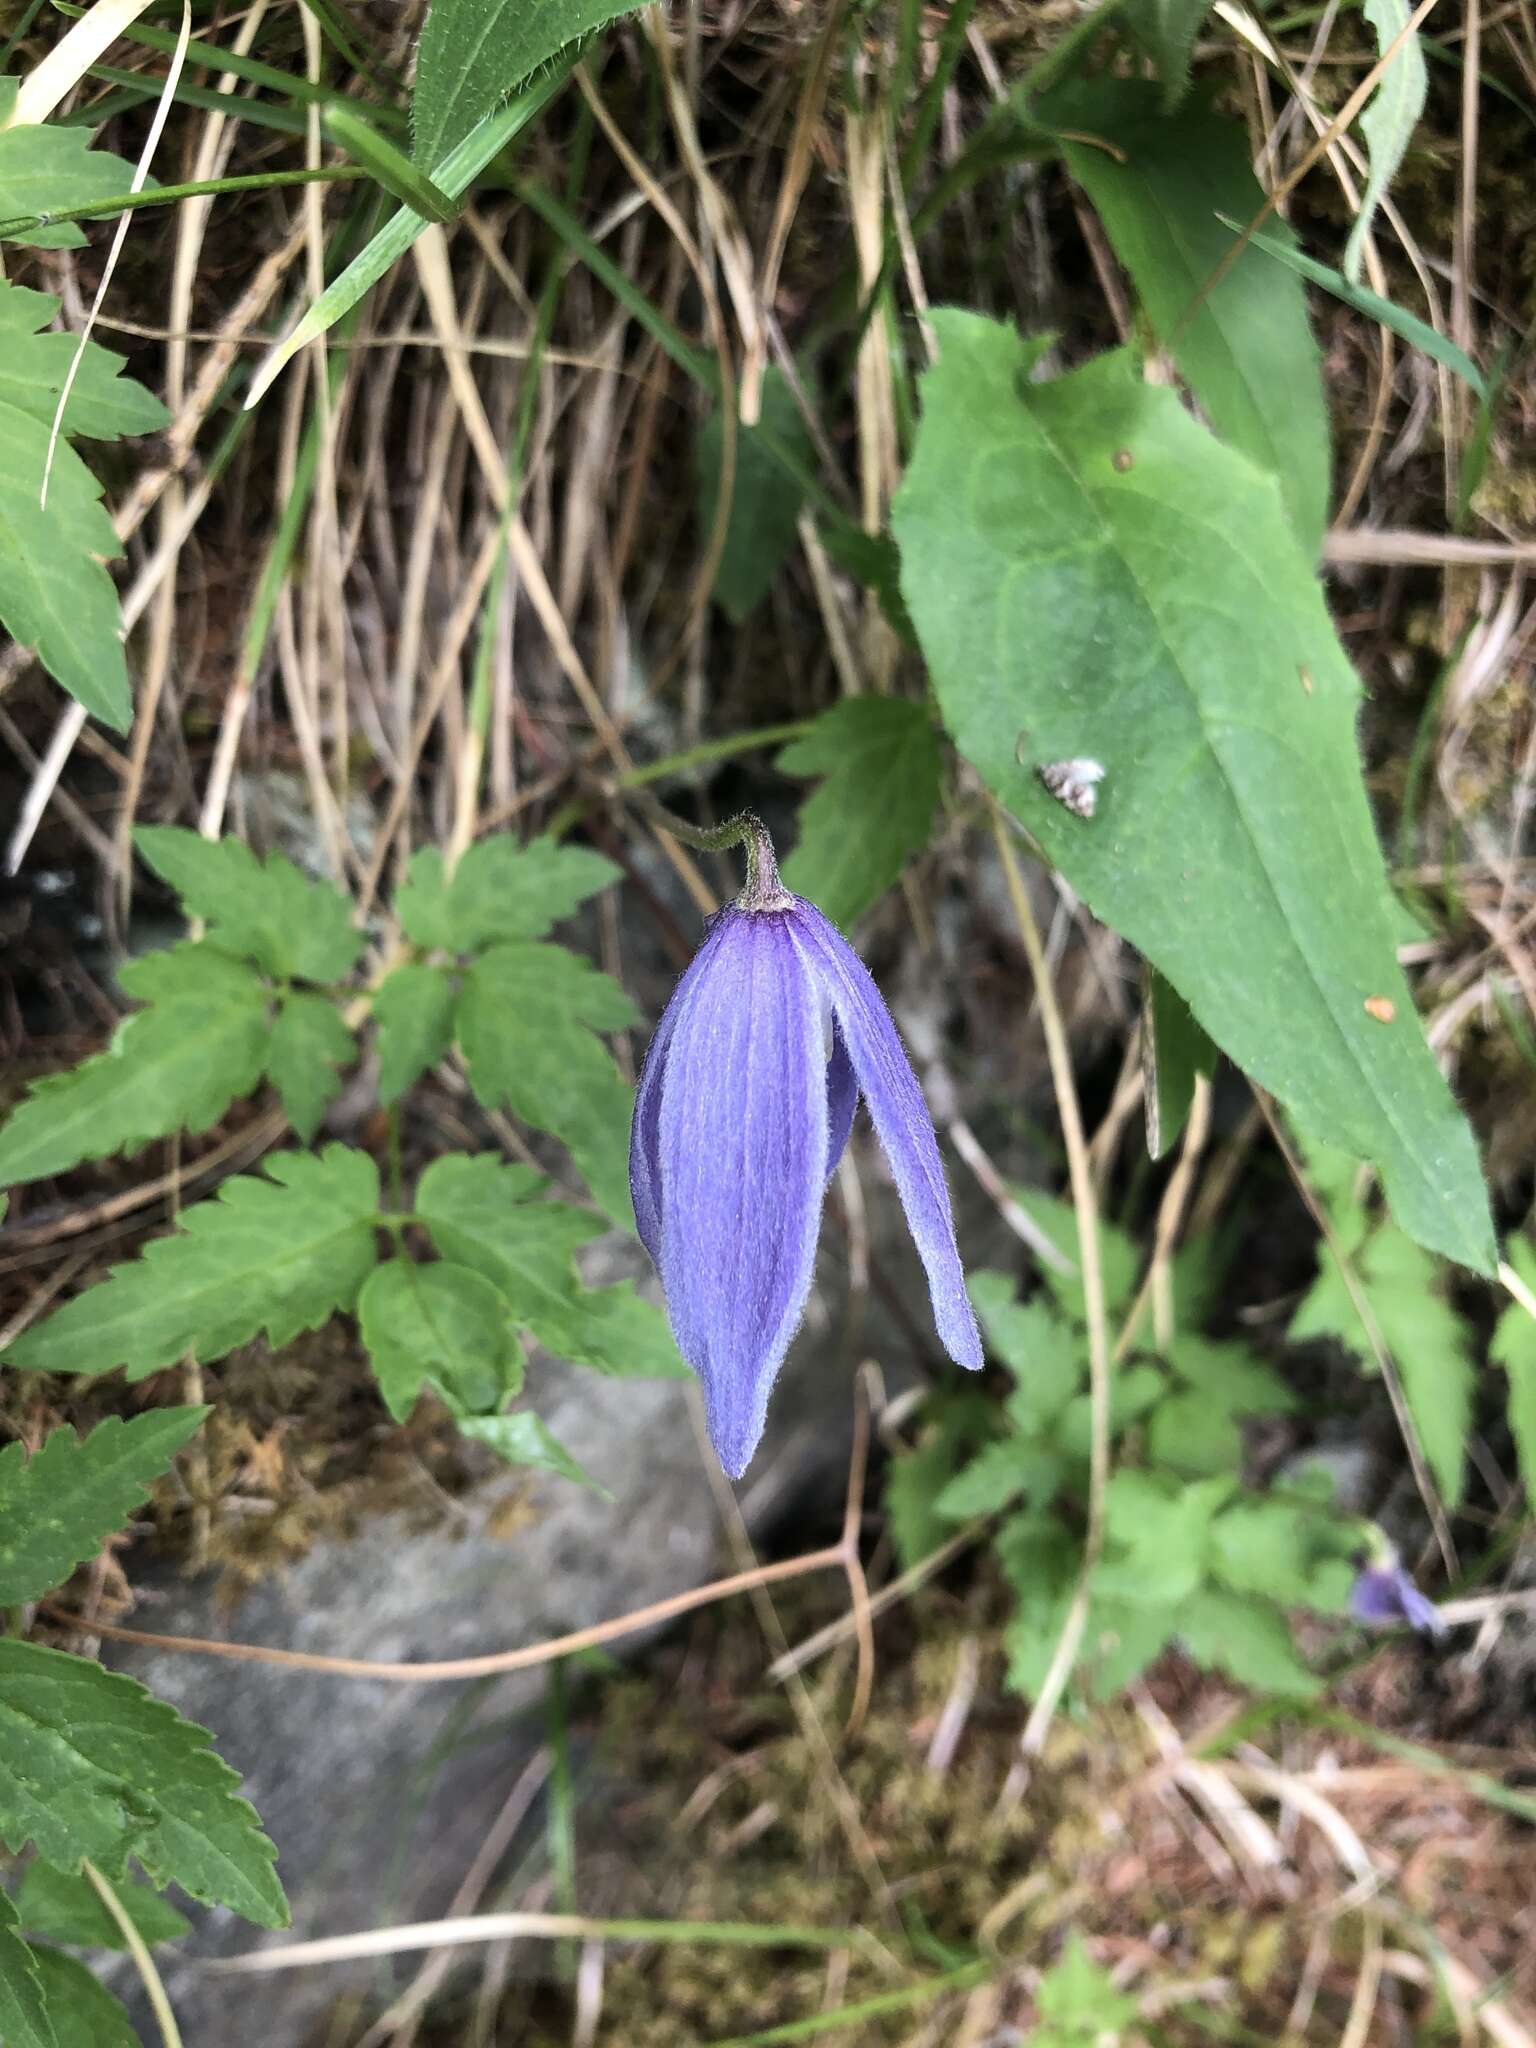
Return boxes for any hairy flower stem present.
[632,795,790,912]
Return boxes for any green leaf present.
[1048,80,1328,556]
[1177,1587,1319,1694]
[133,827,364,982]
[417,1154,686,1377]
[6,1147,381,1382]
[1146,1389,1242,1477]
[894,315,1493,1275]
[27,1947,136,2048]
[0,99,145,251]
[1227,220,1487,399]
[1209,1497,1354,1610]
[778,699,942,928]
[0,302,141,727]
[1291,1208,1475,1504]
[1491,1236,1536,1502]
[323,100,456,221]
[358,1258,524,1421]
[0,1640,287,1924]
[265,992,354,1142]
[396,835,619,952]
[0,1409,207,1606]
[458,1411,606,1490]
[374,961,456,1104]
[884,1396,996,1570]
[0,944,271,1188]
[0,281,168,439]
[412,0,641,166]
[1035,1930,1137,2038]
[933,1436,1063,1520]
[1119,0,1214,107]
[1143,962,1216,1161]
[17,1859,190,1950]
[1343,0,1428,286]
[1097,1470,1231,1605]
[697,366,814,623]
[0,1893,56,2048]
[457,942,638,1221]
[1008,1188,1141,1324]
[966,1272,1083,1428]
[1166,1334,1295,1417]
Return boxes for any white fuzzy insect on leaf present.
[1038,758,1106,818]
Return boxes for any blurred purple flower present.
[1351,1560,1445,1636]
[630,838,981,1477]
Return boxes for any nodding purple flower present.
[630,815,981,1477]
[1351,1557,1446,1637]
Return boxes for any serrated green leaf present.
[1492,1236,1536,1502]
[0,100,145,251]
[1343,0,1427,285]
[6,1147,380,1381]
[778,698,942,929]
[374,961,456,1104]
[1007,1188,1140,1325]
[1167,1334,1296,1416]
[966,1273,1083,1428]
[413,0,640,166]
[0,944,271,1187]
[1048,80,1328,554]
[0,1640,287,1925]
[1209,1497,1353,1610]
[266,992,354,1142]
[0,1893,56,2048]
[0,281,168,439]
[1120,0,1213,105]
[458,1411,606,1491]
[0,1408,207,1606]
[1057,1365,1165,1460]
[27,1946,137,2048]
[1177,1586,1318,1694]
[417,1153,685,1377]
[697,366,815,623]
[1143,962,1216,1161]
[1146,1389,1242,1477]
[396,834,619,953]
[17,1859,190,1950]
[133,827,364,981]
[0,377,127,729]
[895,315,1493,1275]
[885,1396,997,1571]
[1291,1208,1475,1504]
[933,1436,1062,1520]
[358,1258,524,1421]
[1097,1470,1231,1605]
[457,942,637,1221]
[1036,1930,1138,2035]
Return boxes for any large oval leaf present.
[892,312,1491,1274]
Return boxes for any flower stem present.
[632,796,790,912]
[82,1859,184,2048]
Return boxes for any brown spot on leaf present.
[1112,448,1134,472]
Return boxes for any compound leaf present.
[396,835,618,953]
[134,826,364,982]
[0,1408,207,1606]
[0,281,167,439]
[6,1147,381,1381]
[779,698,942,928]
[457,942,638,1222]
[895,315,1492,1275]
[0,91,145,251]
[0,944,270,1188]
[358,1257,524,1421]
[265,992,355,1142]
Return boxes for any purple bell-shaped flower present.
[630,815,981,1476]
